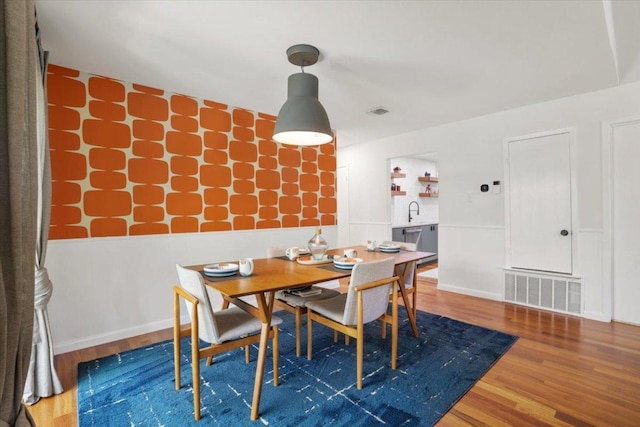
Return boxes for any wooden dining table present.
[185,244,433,420]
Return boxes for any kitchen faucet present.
[408,201,420,223]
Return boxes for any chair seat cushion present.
[276,288,340,308]
[214,307,282,344]
[305,293,348,324]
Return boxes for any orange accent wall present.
[47,65,337,239]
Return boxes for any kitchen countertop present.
[392,222,438,228]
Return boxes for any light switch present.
[493,180,501,194]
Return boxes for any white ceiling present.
[36,0,640,148]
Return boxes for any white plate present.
[333,257,363,269]
[204,263,239,274]
[378,246,400,253]
[378,243,401,249]
[296,255,332,265]
[334,264,356,270]
[204,270,238,278]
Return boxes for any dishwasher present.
[404,226,422,247]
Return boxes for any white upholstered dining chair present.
[268,247,340,357]
[173,264,282,421]
[384,240,419,319]
[305,257,399,389]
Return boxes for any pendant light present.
[273,44,333,146]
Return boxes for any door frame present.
[503,127,579,274]
[602,115,640,323]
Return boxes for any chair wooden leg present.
[357,293,364,389]
[272,326,279,387]
[307,314,313,360]
[206,356,213,366]
[412,265,418,320]
[356,324,363,390]
[333,330,338,343]
[191,309,201,420]
[192,353,201,420]
[392,287,398,370]
[381,317,387,339]
[295,307,302,357]
[345,335,350,346]
[173,290,181,390]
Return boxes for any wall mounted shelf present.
[391,191,407,196]
[419,193,438,198]
[418,176,439,182]
[391,173,406,179]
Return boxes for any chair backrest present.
[269,246,340,291]
[386,241,417,286]
[385,240,417,251]
[176,264,220,343]
[343,257,395,325]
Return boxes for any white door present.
[507,132,573,274]
[337,166,350,247]
[612,121,640,324]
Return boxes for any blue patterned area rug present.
[78,309,517,426]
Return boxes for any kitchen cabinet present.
[419,224,438,264]
[392,227,404,242]
[391,224,438,264]
[391,226,421,246]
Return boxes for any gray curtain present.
[0,0,38,425]
[22,24,63,404]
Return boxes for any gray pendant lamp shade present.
[273,44,333,146]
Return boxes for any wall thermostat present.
[480,184,489,192]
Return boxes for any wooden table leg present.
[250,291,274,420]
[395,263,419,337]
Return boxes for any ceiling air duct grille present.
[365,107,389,116]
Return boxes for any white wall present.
[47,226,337,354]
[47,82,640,354]
[338,82,640,322]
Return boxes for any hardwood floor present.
[28,263,640,426]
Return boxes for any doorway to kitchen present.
[388,152,439,270]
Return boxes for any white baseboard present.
[436,282,502,301]
[582,310,611,323]
[53,315,190,355]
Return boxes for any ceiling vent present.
[365,107,389,116]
